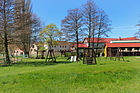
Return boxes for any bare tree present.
[32,14,42,42]
[82,0,97,48]
[31,14,42,58]
[61,8,84,61]
[135,17,140,38]
[82,0,98,64]
[96,10,111,50]
[14,0,32,56]
[0,0,15,64]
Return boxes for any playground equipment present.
[45,49,56,63]
[82,48,97,64]
[107,47,125,61]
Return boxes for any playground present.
[0,56,140,93]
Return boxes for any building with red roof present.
[72,37,140,57]
[104,37,140,57]
[83,37,117,48]
[106,43,140,48]
[84,37,116,43]
[74,44,88,48]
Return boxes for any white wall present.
[30,44,38,56]
[44,44,70,52]
[111,40,140,43]
[83,39,104,48]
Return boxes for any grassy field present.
[0,56,140,93]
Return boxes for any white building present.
[44,41,73,52]
[30,43,38,56]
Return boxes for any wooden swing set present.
[81,48,97,64]
[107,47,125,61]
[45,49,56,63]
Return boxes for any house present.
[83,37,116,48]
[75,37,140,57]
[104,37,140,57]
[29,42,46,57]
[44,41,72,52]
[30,43,38,56]
[13,48,24,56]
[8,44,25,56]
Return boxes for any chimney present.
[119,37,121,40]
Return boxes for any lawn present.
[0,56,140,93]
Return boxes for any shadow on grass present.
[0,60,73,67]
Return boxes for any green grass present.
[0,56,140,93]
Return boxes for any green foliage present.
[0,57,140,93]
[39,24,62,44]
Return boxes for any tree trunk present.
[4,0,10,64]
[92,29,97,64]
[24,44,27,57]
[36,47,39,58]
[96,32,100,54]
[28,37,30,57]
[4,32,11,64]
[76,28,79,61]
[88,13,91,56]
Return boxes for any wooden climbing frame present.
[45,49,56,63]
[82,48,97,64]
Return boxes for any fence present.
[0,53,24,64]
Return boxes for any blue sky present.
[32,0,140,38]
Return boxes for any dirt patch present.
[135,57,140,58]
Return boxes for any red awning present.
[106,43,140,48]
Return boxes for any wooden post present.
[83,48,86,64]
[109,48,112,60]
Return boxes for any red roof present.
[84,38,116,43]
[113,37,140,40]
[106,43,140,48]
[74,44,88,48]
[84,37,140,43]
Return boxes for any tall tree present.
[0,0,15,64]
[61,8,84,61]
[32,14,42,43]
[96,10,111,50]
[39,24,60,50]
[135,17,140,38]
[14,0,32,56]
[82,0,97,48]
[82,0,98,63]
[31,14,42,58]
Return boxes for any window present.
[20,52,23,55]
[32,45,34,48]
